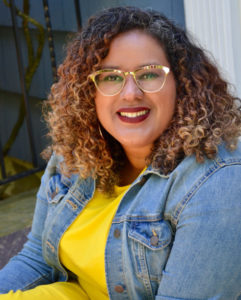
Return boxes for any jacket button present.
[114,285,124,293]
[114,229,121,238]
[150,235,159,246]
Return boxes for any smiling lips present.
[117,107,150,123]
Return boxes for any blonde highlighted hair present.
[43,6,241,193]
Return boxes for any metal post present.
[74,0,82,31]
[9,0,38,167]
[0,139,7,179]
[42,0,58,83]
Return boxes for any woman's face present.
[94,30,176,157]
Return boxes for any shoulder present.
[172,140,241,187]
[157,144,241,299]
[216,139,241,165]
[36,153,78,201]
[164,140,241,224]
[176,140,241,178]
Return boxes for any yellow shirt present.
[0,185,129,300]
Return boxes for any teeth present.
[119,110,149,118]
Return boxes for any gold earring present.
[98,124,104,139]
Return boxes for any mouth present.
[117,107,150,123]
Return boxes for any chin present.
[120,138,153,151]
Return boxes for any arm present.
[156,165,241,299]
[0,155,60,294]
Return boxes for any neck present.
[118,145,150,186]
[119,162,143,186]
[123,144,151,169]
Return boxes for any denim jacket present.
[0,142,241,299]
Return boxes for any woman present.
[0,6,241,300]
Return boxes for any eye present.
[138,72,159,81]
[102,74,123,82]
[98,72,123,82]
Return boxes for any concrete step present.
[0,188,37,237]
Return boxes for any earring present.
[98,124,104,139]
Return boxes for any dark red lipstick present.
[117,107,150,123]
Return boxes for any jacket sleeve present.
[156,165,241,300]
[0,155,60,294]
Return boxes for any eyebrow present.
[101,62,161,70]
[101,65,120,70]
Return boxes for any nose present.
[120,74,143,101]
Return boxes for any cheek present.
[166,97,176,124]
[165,82,176,115]
[159,88,176,113]
[94,96,104,118]
[95,100,100,119]
[170,90,177,113]
[94,96,111,126]
[155,91,176,131]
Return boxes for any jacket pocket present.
[128,219,173,282]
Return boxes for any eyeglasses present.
[88,65,170,96]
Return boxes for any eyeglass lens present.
[94,67,167,95]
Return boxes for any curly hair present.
[43,6,241,193]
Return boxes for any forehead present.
[101,29,170,70]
